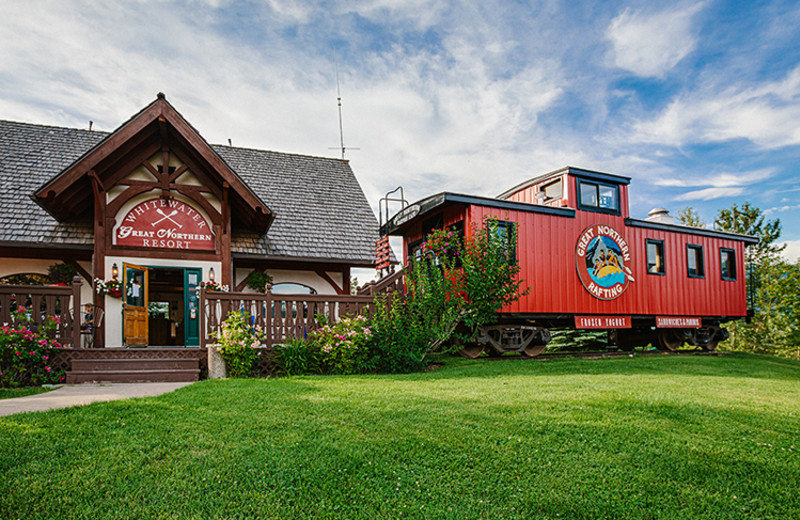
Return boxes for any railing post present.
[72,275,82,349]
[265,288,272,347]
[199,286,206,348]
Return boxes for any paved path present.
[0,382,194,417]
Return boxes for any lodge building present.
[0,94,380,348]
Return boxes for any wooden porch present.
[2,270,402,382]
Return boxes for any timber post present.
[72,275,82,348]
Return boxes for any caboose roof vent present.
[646,207,675,224]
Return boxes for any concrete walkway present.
[0,382,194,417]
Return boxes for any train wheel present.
[657,330,683,351]
[702,339,719,352]
[609,330,636,351]
[522,342,547,358]
[458,343,485,359]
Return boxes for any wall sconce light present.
[534,190,546,204]
[209,267,215,281]
[112,263,119,279]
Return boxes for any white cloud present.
[632,66,800,148]
[606,3,706,78]
[674,187,746,201]
[781,240,800,263]
[655,168,775,188]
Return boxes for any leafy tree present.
[725,256,800,359]
[676,206,706,228]
[369,217,529,364]
[713,202,797,358]
[715,202,785,263]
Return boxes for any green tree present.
[714,202,797,358]
[725,256,800,359]
[676,206,706,228]
[715,202,785,264]
[369,217,529,364]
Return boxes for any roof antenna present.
[329,46,359,160]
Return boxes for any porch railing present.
[0,277,82,347]
[199,289,377,347]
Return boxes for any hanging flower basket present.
[200,281,229,292]
[95,278,122,298]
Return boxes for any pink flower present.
[45,366,51,372]
[43,355,49,361]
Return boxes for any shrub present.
[309,315,372,375]
[0,310,65,387]
[211,310,263,377]
[362,293,429,374]
[274,337,319,376]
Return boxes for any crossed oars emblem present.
[152,209,183,228]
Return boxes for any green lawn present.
[0,386,51,400]
[1,353,799,519]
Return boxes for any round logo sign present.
[575,224,634,300]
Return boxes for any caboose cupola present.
[499,166,631,218]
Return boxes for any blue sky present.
[1,0,799,261]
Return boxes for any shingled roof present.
[0,119,380,265]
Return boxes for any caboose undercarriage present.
[460,315,734,358]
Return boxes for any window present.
[491,220,517,264]
[720,248,736,281]
[270,283,317,295]
[646,239,665,275]
[687,244,704,278]
[577,179,620,214]
[407,240,423,263]
[541,179,563,202]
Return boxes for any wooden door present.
[123,263,149,346]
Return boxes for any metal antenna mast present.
[330,46,359,159]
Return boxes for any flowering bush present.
[211,310,263,377]
[95,277,122,298]
[0,309,65,387]
[310,314,372,375]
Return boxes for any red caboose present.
[380,167,757,357]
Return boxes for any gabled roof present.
[0,114,380,265]
[33,94,273,231]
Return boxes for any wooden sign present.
[375,236,391,270]
[116,198,214,250]
[575,315,632,329]
[656,316,701,328]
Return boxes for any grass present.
[0,386,52,400]
[1,352,799,519]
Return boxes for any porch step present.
[66,357,200,383]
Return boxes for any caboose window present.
[687,244,705,278]
[720,248,736,281]
[491,220,517,264]
[542,179,563,202]
[646,239,665,275]
[577,179,619,214]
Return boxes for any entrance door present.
[184,268,201,346]
[123,263,149,346]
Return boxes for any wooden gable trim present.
[34,94,273,231]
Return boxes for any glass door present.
[184,268,201,346]
[123,263,149,346]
